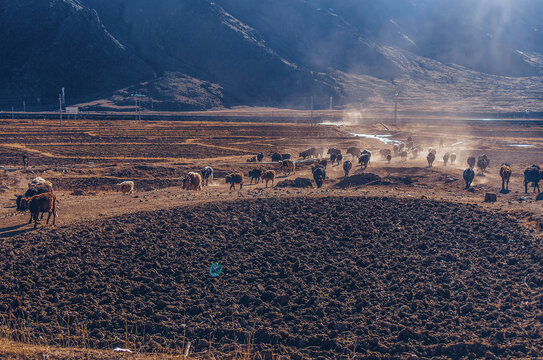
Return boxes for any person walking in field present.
[22,154,28,168]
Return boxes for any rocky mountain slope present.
[0,0,153,106]
[310,0,543,77]
[1,0,543,112]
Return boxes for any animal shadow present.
[0,224,32,238]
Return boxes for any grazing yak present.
[463,168,475,189]
[249,169,263,184]
[21,193,57,229]
[359,153,371,169]
[380,148,391,160]
[299,149,310,159]
[182,172,202,190]
[312,166,326,188]
[201,166,214,186]
[182,172,202,191]
[316,159,328,169]
[29,177,47,186]
[343,160,352,178]
[332,153,343,165]
[500,164,512,192]
[427,152,436,167]
[16,179,54,211]
[256,152,264,162]
[443,152,450,166]
[347,147,361,159]
[400,150,408,162]
[467,156,476,169]
[281,159,296,175]
[281,153,292,161]
[299,148,317,159]
[117,181,135,194]
[450,153,457,165]
[226,172,244,190]
[393,144,400,156]
[386,154,392,164]
[261,170,276,188]
[247,156,257,162]
[524,165,541,193]
[327,148,341,156]
[362,149,372,160]
[477,155,490,174]
[271,152,282,162]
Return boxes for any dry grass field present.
[0,118,542,359]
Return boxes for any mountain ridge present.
[1,0,542,112]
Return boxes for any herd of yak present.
[196,139,543,194]
[242,140,543,194]
[13,139,543,229]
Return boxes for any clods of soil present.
[275,178,314,188]
[0,197,541,359]
[335,173,383,188]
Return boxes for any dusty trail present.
[1,159,541,239]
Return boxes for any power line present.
[59,93,63,127]
[131,93,145,121]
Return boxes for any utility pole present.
[11,106,14,120]
[329,96,333,110]
[310,96,314,125]
[131,93,145,121]
[59,93,63,128]
[23,100,26,113]
[394,92,399,125]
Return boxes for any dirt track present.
[1,196,542,359]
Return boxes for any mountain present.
[0,0,153,107]
[1,0,543,113]
[211,0,401,79]
[309,0,543,77]
[80,0,338,108]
